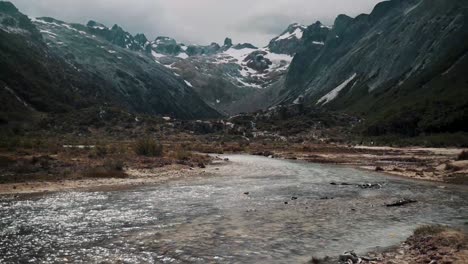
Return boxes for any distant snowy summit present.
[268,22,330,55]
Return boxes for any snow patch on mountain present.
[222,47,257,62]
[405,0,422,16]
[184,80,193,87]
[151,50,164,58]
[276,27,304,41]
[317,73,357,105]
[39,30,57,37]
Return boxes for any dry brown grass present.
[413,225,449,237]
[458,150,468,160]
[134,138,163,157]
[0,155,15,167]
[84,159,127,179]
[186,143,223,154]
[404,226,468,263]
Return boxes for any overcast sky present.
[10,0,383,46]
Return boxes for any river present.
[1,155,467,263]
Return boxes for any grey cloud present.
[9,0,383,46]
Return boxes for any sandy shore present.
[1,144,467,196]
[0,164,211,196]
[272,145,468,184]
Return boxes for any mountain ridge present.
[1,0,467,140]
[0,1,220,125]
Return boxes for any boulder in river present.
[386,198,417,207]
[357,183,382,189]
[375,166,384,171]
[339,251,360,263]
[330,182,353,186]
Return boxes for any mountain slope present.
[279,0,468,136]
[0,1,219,124]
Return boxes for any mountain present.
[2,0,467,141]
[0,0,310,120]
[23,13,305,116]
[0,1,219,126]
[267,0,468,137]
[144,24,309,114]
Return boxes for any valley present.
[1,0,468,263]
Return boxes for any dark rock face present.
[232,43,257,50]
[244,51,272,72]
[86,21,142,51]
[224,37,233,47]
[0,3,41,40]
[152,36,183,55]
[268,23,307,55]
[267,22,329,57]
[134,33,148,47]
[302,21,330,47]
[86,20,106,29]
[0,1,18,14]
[186,42,221,56]
[281,0,468,136]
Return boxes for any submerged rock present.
[386,198,417,207]
[357,183,382,189]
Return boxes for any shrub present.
[104,159,125,171]
[134,138,163,157]
[0,155,15,167]
[84,159,127,178]
[95,145,108,157]
[458,151,468,161]
[413,225,447,237]
[84,167,127,178]
[174,148,192,161]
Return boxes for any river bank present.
[252,144,468,185]
[310,225,468,264]
[0,164,211,196]
[1,141,467,195]
[0,139,215,195]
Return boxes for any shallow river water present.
[1,155,467,263]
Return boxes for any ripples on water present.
[1,155,467,263]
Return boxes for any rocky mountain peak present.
[301,21,330,47]
[310,21,324,28]
[267,23,307,55]
[134,33,148,46]
[243,50,272,72]
[86,20,107,30]
[85,22,142,51]
[232,43,257,50]
[0,2,41,40]
[285,22,306,32]
[223,37,233,47]
[111,24,124,33]
[0,1,18,14]
[151,36,183,56]
[333,14,353,33]
[155,36,177,45]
